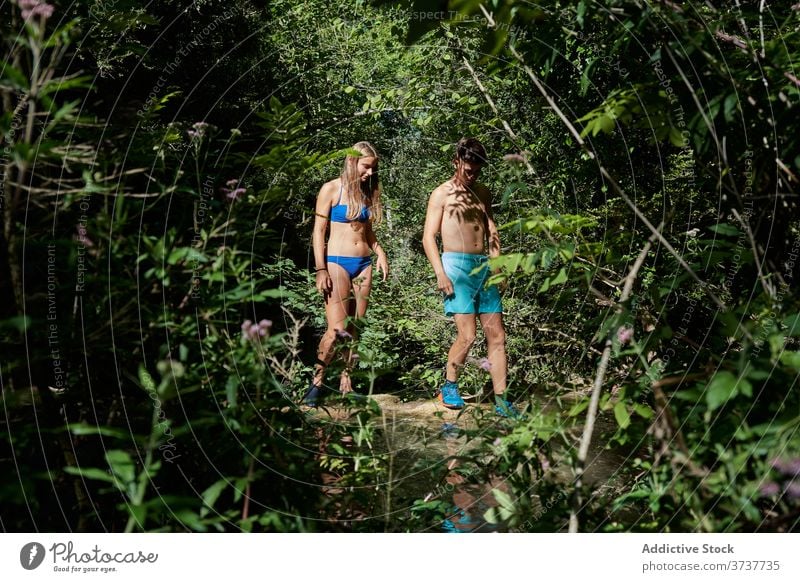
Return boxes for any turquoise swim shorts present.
[441,252,503,316]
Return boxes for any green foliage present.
[1,0,799,534]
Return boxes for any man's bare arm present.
[481,185,501,258]
[422,187,453,295]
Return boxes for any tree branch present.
[569,233,655,533]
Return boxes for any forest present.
[1,0,799,533]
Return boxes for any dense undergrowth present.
[1,0,799,532]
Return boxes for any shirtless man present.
[422,137,518,417]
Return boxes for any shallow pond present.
[307,390,634,532]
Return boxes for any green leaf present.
[40,76,92,97]
[723,93,738,122]
[63,466,116,483]
[105,450,136,485]
[138,365,157,395]
[568,398,589,417]
[705,371,739,411]
[0,315,31,333]
[491,489,516,514]
[595,114,615,135]
[668,126,685,147]
[708,223,739,236]
[633,403,654,419]
[67,423,129,440]
[782,314,800,337]
[551,267,568,285]
[483,507,499,525]
[745,367,770,381]
[739,379,753,398]
[538,268,568,293]
[43,100,81,134]
[200,480,228,518]
[173,509,207,532]
[225,376,239,409]
[780,351,800,370]
[613,402,631,429]
[126,504,147,528]
[501,181,527,204]
[0,64,29,90]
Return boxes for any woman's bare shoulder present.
[318,178,340,199]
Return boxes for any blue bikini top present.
[330,184,369,223]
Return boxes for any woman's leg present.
[312,262,352,388]
[340,264,373,394]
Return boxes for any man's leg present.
[480,311,520,417]
[447,314,477,382]
[436,314,476,409]
[479,312,507,395]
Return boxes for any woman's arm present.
[366,222,389,281]
[313,183,333,294]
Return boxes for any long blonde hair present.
[340,141,382,224]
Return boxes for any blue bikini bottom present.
[327,255,372,279]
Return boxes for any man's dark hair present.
[455,137,487,164]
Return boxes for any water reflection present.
[310,394,630,532]
[436,421,504,533]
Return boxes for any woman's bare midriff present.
[326,221,371,256]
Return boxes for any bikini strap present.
[336,182,344,205]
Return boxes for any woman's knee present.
[322,326,344,344]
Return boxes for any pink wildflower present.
[241,318,272,342]
[221,179,246,201]
[759,482,780,496]
[772,457,800,477]
[479,357,492,371]
[187,121,209,140]
[76,223,95,248]
[785,481,800,499]
[617,326,634,345]
[225,187,246,201]
[20,0,54,20]
[247,323,261,340]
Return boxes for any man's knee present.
[486,326,505,344]
[456,331,477,348]
[483,318,506,344]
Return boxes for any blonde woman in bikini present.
[304,142,389,406]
